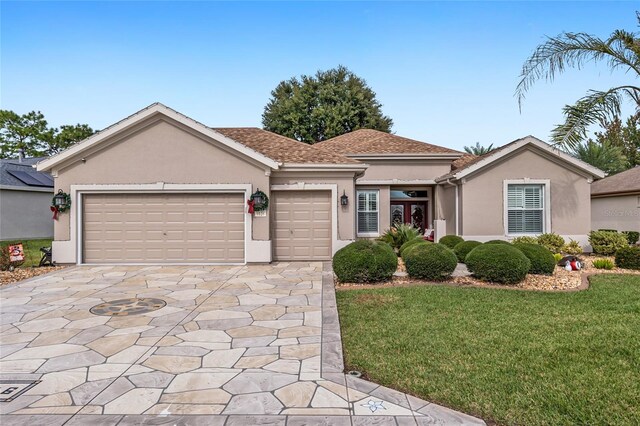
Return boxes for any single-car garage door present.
[272,190,331,261]
[83,193,244,263]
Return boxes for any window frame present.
[503,179,551,236]
[357,189,380,237]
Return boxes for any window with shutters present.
[357,190,379,235]
[506,184,545,234]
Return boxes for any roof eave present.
[346,153,463,160]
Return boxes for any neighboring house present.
[591,166,640,233]
[36,103,604,265]
[0,156,54,241]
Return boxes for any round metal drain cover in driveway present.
[90,298,166,316]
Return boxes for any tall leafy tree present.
[592,114,640,169]
[0,110,94,158]
[262,65,393,143]
[516,12,640,150]
[464,142,494,155]
[571,140,627,175]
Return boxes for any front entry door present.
[391,201,428,232]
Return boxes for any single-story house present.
[1,156,55,241]
[36,103,605,265]
[591,166,640,233]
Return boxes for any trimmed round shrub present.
[333,240,397,283]
[589,230,629,255]
[401,240,431,261]
[484,239,511,245]
[615,246,640,270]
[537,233,565,254]
[453,240,482,263]
[465,244,531,284]
[513,243,556,275]
[439,235,464,249]
[404,243,458,281]
[399,237,425,256]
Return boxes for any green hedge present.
[399,237,425,256]
[404,243,458,281]
[465,244,531,284]
[453,240,482,263]
[589,231,629,256]
[333,240,397,283]
[513,243,556,275]
[439,235,464,249]
[623,231,640,245]
[537,233,565,254]
[615,246,640,270]
[401,241,431,262]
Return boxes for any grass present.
[336,275,640,425]
[1,238,52,267]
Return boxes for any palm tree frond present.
[550,89,625,149]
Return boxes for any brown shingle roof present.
[315,129,462,155]
[451,153,478,170]
[591,166,640,195]
[212,127,361,165]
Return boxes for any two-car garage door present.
[83,193,244,263]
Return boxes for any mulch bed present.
[337,255,640,292]
[0,266,67,286]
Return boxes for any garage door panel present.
[272,191,331,261]
[83,193,244,263]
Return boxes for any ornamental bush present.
[536,233,565,254]
[513,243,556,275]
[399,237,425,256]
[439,235,464,249]
[484,239,511,245]
[401,240,431,262]
[404,243,458,281]
[623,231,640,245]
[615,246,640,270]
[589,231,629,256]
[592,258,614,270]
[378,224,422,251]
[332,240,397,283]
[465,244,531,284]
[561,239,584,255]
[453,240,482,263]
[510,236,538,245]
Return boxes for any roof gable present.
[436,136,606,181]
[316,129,462,156]
[591,166,640,195]
[37,103,280,172]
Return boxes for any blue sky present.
[1,1,636,151]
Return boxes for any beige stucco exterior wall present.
[53,118,270,246]
[270,172,357,243]
[436,184,457,235]
[591,194,640,233]
[460,148,592,241]
[358,159,451,181]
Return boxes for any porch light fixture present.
[340,190,349,206]
[251,189,265,206]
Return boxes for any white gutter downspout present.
[444,179,459,236]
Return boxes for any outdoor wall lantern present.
[340,190,349,206]
[50,189,71,220]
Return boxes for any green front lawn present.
[2,238,52,267]
[336,275,640,425]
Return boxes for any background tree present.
[591,114,640,169]
[262,65,393,143]
[516,12,640,150]
[0,110,94,158]
[464,142,494,155]
[571,140,627,175]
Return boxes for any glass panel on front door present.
[390,201,427,232]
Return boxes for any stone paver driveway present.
[0,262,484,425]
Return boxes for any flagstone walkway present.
[0,262,485,425]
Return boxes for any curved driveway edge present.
[0,262,484,425]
